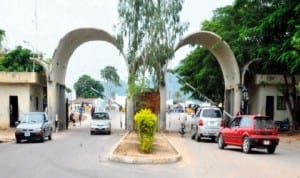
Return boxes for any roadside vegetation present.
[174,0,300,132]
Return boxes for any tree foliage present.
[74,75,104,98]
[0,29,5,46]
[174,47,224,103]
[0,46,44,73]
[175,0,300,130]
[116,0,188,95]
[100,65,121,98]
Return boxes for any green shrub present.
[134,109,157,153]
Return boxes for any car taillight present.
[199,119,204,126]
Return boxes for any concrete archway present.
[160,31,241,126]
[47,28,128,130]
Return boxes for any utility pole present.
[175,75,216,105]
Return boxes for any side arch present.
[47,28,128,130]
[173,31,241,117]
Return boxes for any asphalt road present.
[0,112,299,178]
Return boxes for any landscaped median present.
[109,131,181,164]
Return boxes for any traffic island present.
[109,131,181,164]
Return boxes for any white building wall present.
[258,85,293,120]
[0,72,46,128]
[0,84,30,127]
[250,74,300,122]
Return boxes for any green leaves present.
[116,0,188,93]
[73,75,104,98]
[100,66,121,98]
[175,0,300,104]
[0,46,44,73]
[134,109,157,153]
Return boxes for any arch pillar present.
[47,28,130,130]
[173,31,241,119]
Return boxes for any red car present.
[217,115,279,154]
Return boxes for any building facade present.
[0,72,46,128]
[249,74,300,123]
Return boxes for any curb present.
[109,132,182,164]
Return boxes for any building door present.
[9,96,19,127]
[265,96,274,118]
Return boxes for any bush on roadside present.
[134,109,157,153]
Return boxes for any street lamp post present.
[23,40,37,72]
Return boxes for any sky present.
[0,0,233,91]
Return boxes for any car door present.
[235,116,252,145]
[223,117,241,145]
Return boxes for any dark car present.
[15,112,53,143]
[217,115,279,154]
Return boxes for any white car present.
[90,112,111,135]
[191,107,223,142]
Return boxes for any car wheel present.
[210,136,216,142]
[90,131,94,135]
[267,146,276,154]
[191,133,196,140]
[242,136,251,153]
[40,131,45,142]
[196,134,202,142]
[48,133,52,140]
[218,134,225,149]
[16,139,21,143]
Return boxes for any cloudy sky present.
[0,0,233,91]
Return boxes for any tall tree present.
[173,5,238,104]
[73,75,104,98]
[116,0,188,95]
[174,47,224,103]
[175,0,300,131]
[100,65,121,98]
[0,28,5,50]
[233,0,300,132]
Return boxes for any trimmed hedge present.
[134,109,158,153]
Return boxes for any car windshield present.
[20,113,44,123]
[202,109,221,118]
[93,113,109,120]
[254,117,275,129]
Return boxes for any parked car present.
[217,115,279,154]
[15,112,52,143]
[90,112,111,135]
[191,106,223,142]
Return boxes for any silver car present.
[90,112,111,135]
[15,112,53,143]
[191,107,223,142]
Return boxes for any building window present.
[277,96,286,110]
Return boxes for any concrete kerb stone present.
[109,131,182,164]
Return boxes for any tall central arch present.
[46,28,128,130]
[171,31,241,118]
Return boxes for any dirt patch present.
[113,131,178,158]
[0,128,15,143]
